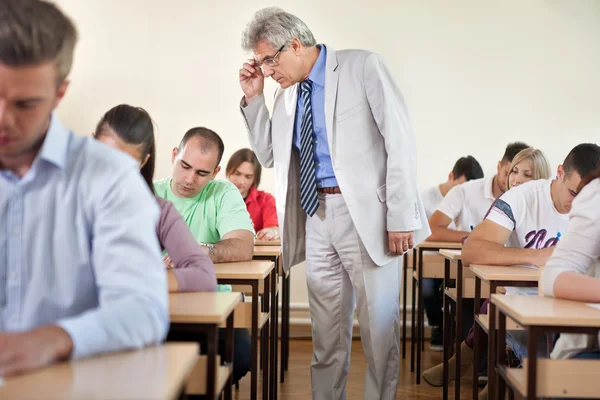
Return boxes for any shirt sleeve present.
[57,168,169,359]
[216,183,256,238]
[485,189,523,232]
[157,198,218,292]
[541,180,600,297]
[260,192,279,229]
[436,185,464,221]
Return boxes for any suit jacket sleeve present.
[240,94,275,168]
[363,53,422,232]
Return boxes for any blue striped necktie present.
[299,79,319,217]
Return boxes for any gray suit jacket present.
[241,46,430,272]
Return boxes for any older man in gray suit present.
[239,8,430,399]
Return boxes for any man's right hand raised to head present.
[239,59,265,105]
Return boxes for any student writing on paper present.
[541,164,600,362]
[0,0,168,375]
[428,142,529,243]
[154,128,254,385]
[226,148,279,241]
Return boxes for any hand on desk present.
[0,325,73,376]
[531,246,555,267]
[256,227,279,241]
[388,231,414,255]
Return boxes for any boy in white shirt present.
[420,155,483,350]
[428,142,529,243]
[421,155,484,220]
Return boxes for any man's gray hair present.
[242,7,316,52]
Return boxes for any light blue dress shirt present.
[294,44,338,189]
[0,115,169,359]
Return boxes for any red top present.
[245,187,278,232]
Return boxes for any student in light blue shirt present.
[0,0,168,376]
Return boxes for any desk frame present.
[253,253,282,399]
[495,306,599,400]
[411,243,461,385]
[170,313,235,400]
[472,276,537,400]
[219,267,277,400]
[441,256,462,400]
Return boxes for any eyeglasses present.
[254,44,285,68]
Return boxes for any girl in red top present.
[226,149,279,241]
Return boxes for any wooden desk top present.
[253,246,282,257]
[0,343,199,400]
[439,249,462,260]
[491,294,600,327]
[255,239,281,246]
[469,264,539,282]
[417,241,462,250]
[214,260,274,280]
[169,292,242,324]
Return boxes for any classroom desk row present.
[0,254,283,400]
[413,244,600,400]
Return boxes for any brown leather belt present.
[317,186,342,195]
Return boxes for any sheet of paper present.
[519,264,539,270]
[586,303,600,311]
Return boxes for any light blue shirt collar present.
[308,44,327,88]
[37,114,69,170]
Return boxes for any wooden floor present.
[235,339,479,399]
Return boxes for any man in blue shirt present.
[0,0,168,376]
[240,7,431,399]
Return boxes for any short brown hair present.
[226,148,262,188]
[578,165,600,192]
[0,0,78,83]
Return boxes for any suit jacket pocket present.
[376,184,386,202]
[336,103,367,123]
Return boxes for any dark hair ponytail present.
[94,104,156,192]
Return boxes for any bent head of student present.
[449,155,483,186]
[170,127,224,198]
[507,148,552,190]
[226,148,262,198]
[578,164,600,192]
[93,104,156,190]
[494,142,530,194]
[554,143,600,213]
[0,0,76,171]
[242,7,317,89]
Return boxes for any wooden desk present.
[439,249,464,400]
[215,261,276,400]
[253,245,287,394]
[407,241,462,386]
[470,264,539,400]
[492,295,600,399]
[255,239,281,247]
[0,343,199,400]
[169,292,241,400]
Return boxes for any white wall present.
[53,0,600,307]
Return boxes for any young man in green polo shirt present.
[155,126,254,385]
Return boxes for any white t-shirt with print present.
[436,177,496,232]
[486,179,570,294]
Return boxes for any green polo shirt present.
[154,178,255,292]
